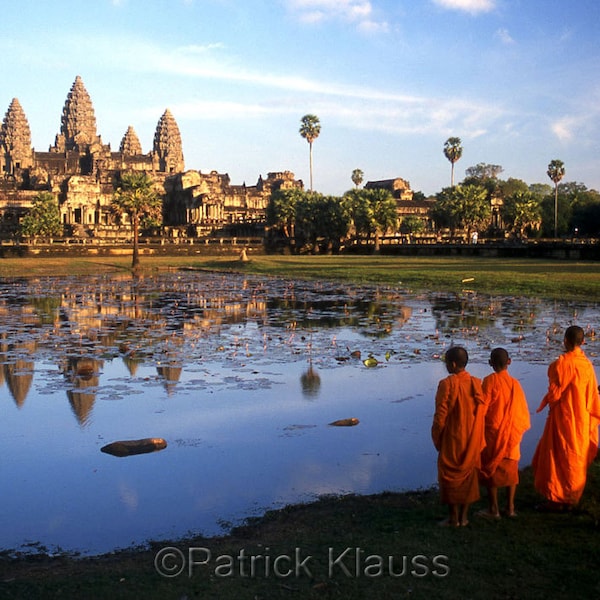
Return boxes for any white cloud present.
[432,0,496,15]
[285,0,389,32]
[551,117,575,141]
[495,28,515,45]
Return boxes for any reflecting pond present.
[1,271,599,556]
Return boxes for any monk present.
[478,348,530,519]
[431,346,487,527]
[532,325,600,510]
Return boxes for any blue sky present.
[1,0,598,195]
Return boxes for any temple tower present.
[0,98,33,175]
[120,125,143,156]
[153,109,184,173]
[53,75,102,153]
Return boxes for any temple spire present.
[54,75,101,152]
[0,98,33,174]
[153,108,184,173]
[120,125,143,156]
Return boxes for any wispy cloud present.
[432,0,496,15]
[165,92,504,143]
[1,32,506,142]
[495,28,515,45]
[285,0,389,33]
[551,116,577,141]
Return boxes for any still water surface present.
[0,271,598,555]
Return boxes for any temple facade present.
[0,76,302,239]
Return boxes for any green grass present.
[1,254,599,300]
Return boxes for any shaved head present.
[446,346,468,369]
[490,347,510,370]
[564,325,584,349]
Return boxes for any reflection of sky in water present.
[0,272,598,555]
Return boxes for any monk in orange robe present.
[432,346,487,527]
[532,325,600,509]
[478,348,530,519]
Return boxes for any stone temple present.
[0,76,302,239]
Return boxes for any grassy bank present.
[1,465,599,599]
[0,254,599,300]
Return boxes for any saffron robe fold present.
[480,370,531,486]
[432,370,487,504]
[532,346,600,504]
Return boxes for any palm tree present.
[111,171,162,270]
[299,114,321,191]
[547,159,565,238]
[443,137,463,186]
[351,168,364,188]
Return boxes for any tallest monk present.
[532,325,600,509]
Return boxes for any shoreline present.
[2,464,599,599]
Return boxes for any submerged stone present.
[329,418,360,427]
[101,437,167,457]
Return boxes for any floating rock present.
[329,418,360,427]
[101,438,167,457]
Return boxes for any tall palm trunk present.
[309,141,314,192]
[553,183,558,238]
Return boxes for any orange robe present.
[480,370,531,487]
[532,346,600,504]
[431,370,487,504]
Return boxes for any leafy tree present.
[571,186,600,237]
[299,114,321,191]
[267,189,350,253]
[344,188,397,252]
[498,177,529,199]
[547,159,565,237]
[464,163,503,181]
[111,171,162,270]
[443,137,463,186]
[295,192,350,253]
[19,191,62,238]
[463,163,503,199]
[540,191,571,238]
[351,168,364,188]
[294,192,319,252]
[432,184,490,237]
[266,188,304,239]
[500,190,542,237]
[315,195,351,253]
[560,182,600,236]
[399,215,425,234]
[571,192,600,236]
[529,183,553,198]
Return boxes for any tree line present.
[16,118,600,262]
